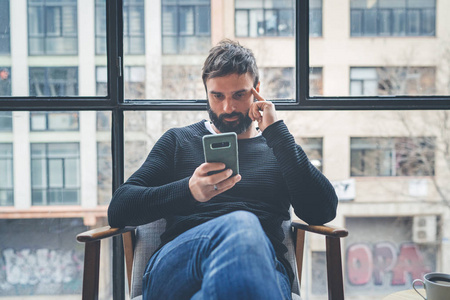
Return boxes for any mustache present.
[218,111,244,120]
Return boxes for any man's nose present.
[223,98,236,114]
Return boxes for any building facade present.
[1,0,449,299]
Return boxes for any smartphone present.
[202,132,239,176]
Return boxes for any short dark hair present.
[202,39,259,90]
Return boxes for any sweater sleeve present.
[262,120,338,225]
[107,129,197,228]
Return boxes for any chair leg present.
[295,229,306,286]
[326,236,345,300]
[82,241,101,300]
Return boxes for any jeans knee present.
[224,210,260,228]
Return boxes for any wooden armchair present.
[77,218,348,300]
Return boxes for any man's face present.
[206,73,259,135]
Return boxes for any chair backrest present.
[130,217,301,299]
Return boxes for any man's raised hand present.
[250,87,278,132]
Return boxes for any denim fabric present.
[142,211,291,300]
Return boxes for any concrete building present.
[0,0,449,299]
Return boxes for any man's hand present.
[189,162,242,202]
[249,87,278,132]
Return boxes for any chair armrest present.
[291,219,348,238]
[77,226,136,243]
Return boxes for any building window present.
[299,137,323,171]
[162,0,211,54]
[350,0,436,37]
[95,0,145,55]
[0,0,10,54]
[235,0,295,37]
[31,143,80,205]
[350,67,436,96]
[0,112,12,132]
[0,67,11,96]
[29,67,78,96]
[97,142,111,205]
[96,65,145,99]
[0,143,13,206]
[28,0,78,55]
[310,67,323,96]
[261,67,295,99]
[309,0,322,37]
[350,137,436,177]
[30,112,79,131]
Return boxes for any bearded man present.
[108,39,338,300]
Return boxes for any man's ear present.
[255,81,260,93]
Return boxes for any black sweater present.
[108,120,338,284]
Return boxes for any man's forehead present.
[206,73,254,91]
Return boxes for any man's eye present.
[234,93,244,99]
[213,94,223,99]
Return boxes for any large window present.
[350,0,436,37]
[351,137,436,177]
[31,143,80,205]
[96,0,145,55]
[350,67,436,96]
[0,143,13,206]
[28,0,78,55]
[0,0,10,54]
[162,0,211,54]
[235,0,295,37]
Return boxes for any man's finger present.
[251,87,265,102]
[197,162,226,175]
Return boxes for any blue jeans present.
[142,211,291,300]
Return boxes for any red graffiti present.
[347,243,431,286]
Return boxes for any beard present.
[207,102,253,135]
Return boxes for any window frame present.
[0,1,449,299]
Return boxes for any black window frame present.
[0,1,449,299]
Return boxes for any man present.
[108,40,338,299]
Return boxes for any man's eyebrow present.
[209,89,249,94]
[232,89,248,94]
